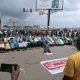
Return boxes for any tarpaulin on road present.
[40,58,68,75]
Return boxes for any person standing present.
[63,34,80,80]
[43,38,52,55]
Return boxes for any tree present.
[4,25,9,28]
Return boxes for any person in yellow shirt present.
[4,42,11,52]
[63,35,80,80]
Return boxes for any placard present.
[40,58,68,74]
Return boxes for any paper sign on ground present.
[40,58,68,74]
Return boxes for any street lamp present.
[39,10,50,36]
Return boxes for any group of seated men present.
[0,35,46,52]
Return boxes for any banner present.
[37,0,63,10]
[40,58,68,74]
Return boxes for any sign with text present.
[37,0,63,10]
[40,58,68,74]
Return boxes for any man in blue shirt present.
[43,39,51,53]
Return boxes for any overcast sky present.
[0,0,80,28]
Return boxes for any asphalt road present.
[0,45,77,80]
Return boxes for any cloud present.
[64,0,80,11]
[0,0,27,19]
[50,11,80,27]
[0,0,80,28]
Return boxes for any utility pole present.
[36,0,37,11]
[0,17,1,30]
[36,0,64,36]
[47,9,50,34]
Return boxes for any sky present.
[0,0,80,28]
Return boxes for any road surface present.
[0,45,77,80]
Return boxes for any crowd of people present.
[0,34,47,52]
[0,27,80,80]
[0,28,79,53]
[0,33,80,80]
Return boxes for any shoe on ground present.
[46,53,53,55]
